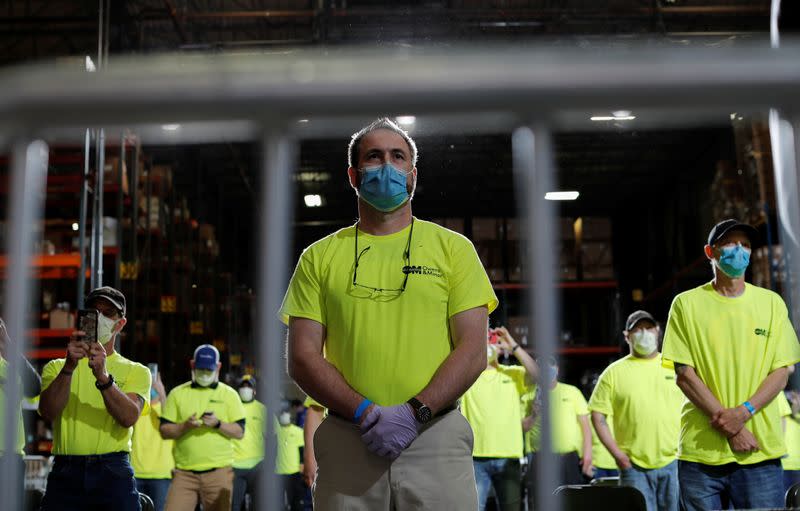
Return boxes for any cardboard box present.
[49,308,75,329]
[581,241,613,268]
[505,316,530,346]
[198,224,216,242]
[471,218,500,241]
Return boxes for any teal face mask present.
[716,243,751,278]
[358,163,411,212]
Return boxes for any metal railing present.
[2,41,800,511]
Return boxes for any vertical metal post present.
[78,129,92,308]
[512,125,561,511]
[256,128,295,511]
[1,139,48,511]
[91,129,105,289]
[115,132,124,291]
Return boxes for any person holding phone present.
[38,286,151,511]
[159,344,245,511]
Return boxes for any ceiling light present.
[396,116,416,125]
[161,124,181,131]
[71,222,79,231]
[591,115,635,121]
[544,191,580,201]
[304,194,323,207]
[612,110,632,118]
[298,119,309,124]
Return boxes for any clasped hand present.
[359,403,421,460]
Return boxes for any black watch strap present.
[407,397,433,424]
[95,374,115,391]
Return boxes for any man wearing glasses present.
[281,118,497,510]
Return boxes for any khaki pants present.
[313,410,478,511]
[164,466,234,511]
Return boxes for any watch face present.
[418,406,433,423]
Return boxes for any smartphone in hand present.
[76,309,99,344]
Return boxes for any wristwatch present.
[407,397,433,424]
[95,373,115,391]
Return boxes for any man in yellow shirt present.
[132,369,174,511]
[38,286,151,511]
[524,358,593,508]
[159,344,246,511]
[276,409,306,511]
[461,326,538,511]
[282,118,497,510]
[590,310,684,511]
[662,219,800,510]
[232,375,265,511]
[780,387,800,493]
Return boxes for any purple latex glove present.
[359,403,420,460]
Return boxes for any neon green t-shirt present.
[529,382,589,454]
[41,353,151,455]
[589,354,684,469]
[662,282,800,466]
[779,392,800,471]
[275,423,304,475]
[161,381,246,471]
[131,401,175,479]
[521,389,535,455]
[462,365,532,458]
[0,358,26,455]
[280,219,498,406]
[233,400,266,469]
[592,418,617,470]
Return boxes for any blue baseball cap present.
[193,344,219,370]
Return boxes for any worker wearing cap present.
[461,326,538,511]
[662,219,800,510]
[38,286,151,511]
[281,118,497,510]
[131,369,174,511]
[231,375,265,511]
[589,310,684,511]
[159,344,246,511]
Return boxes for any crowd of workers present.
[0,118,799,511]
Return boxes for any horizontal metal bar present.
[1,43,800,130]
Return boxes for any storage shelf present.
[26,348,65,360]
[493,280,618,290]
[558,346,621,355]
[0,251,118,279]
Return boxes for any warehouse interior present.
[1,2,799,507]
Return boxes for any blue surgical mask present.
[716,243,751,278]
[358,163,411,212]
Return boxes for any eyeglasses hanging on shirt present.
[352,218,414,299]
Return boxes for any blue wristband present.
[353,399,373,423]
[742,401,756,416]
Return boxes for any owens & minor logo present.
[754,328,770,338]
[402,265,444,278]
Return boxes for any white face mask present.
[97,313,118,344]
[238,387,254,402]
[487,345,499,365]
[193,369,217,387]
[631,329,659,356]
[278,412,292,426]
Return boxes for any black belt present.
[185,467,226,474]
[54,451,128,463]
[332,403,457,422]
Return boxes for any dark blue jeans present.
[593,467,619,479]
[135,477,170,511]
[474,457,521,511]
[678,459,784,511]
[40,452,141,511]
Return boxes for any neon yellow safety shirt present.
[0,358,26,455]
[779,392,800,471]
[280,219,498,406]
[592,418,617,470]
[462,365,532,458]
[233,399,266,469]
[275,423,304,475]
[589,354,684,469]
[662,282,800,465]
[521,389,535,455]
[529,382,589,454]
[161,381,246,471]
[41,353,151,455]
[131,401,174,479]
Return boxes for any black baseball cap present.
[86,286,126,316]
[625,310,656,331]
[707,219,759,247]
